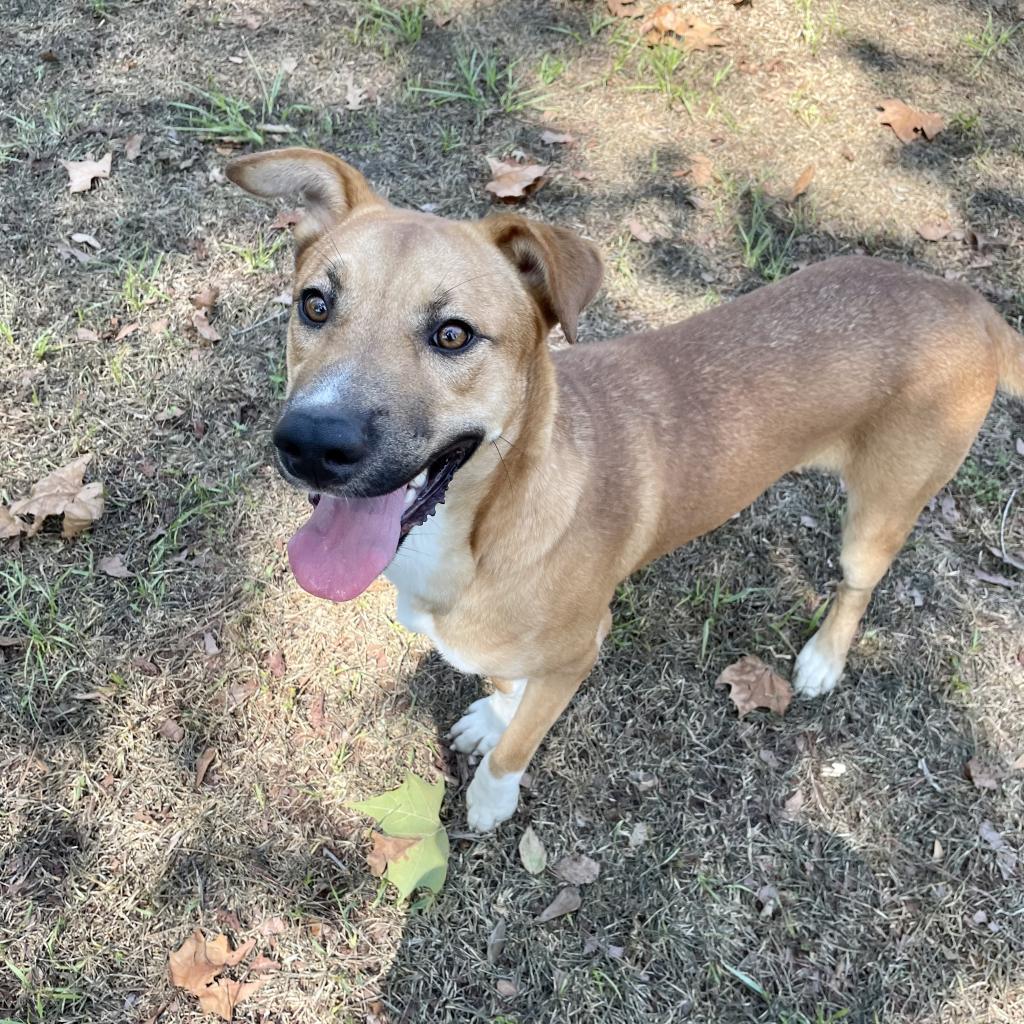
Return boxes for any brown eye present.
[433,321,473,351]
[301,291,330,324]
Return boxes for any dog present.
[225,147,1023,831]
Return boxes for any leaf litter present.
[168,929,264,1021]
[485,156,548,201]
[6,453,104,538]
[62,152,112,192]
[518,825,548,874]
[716,655,793,717]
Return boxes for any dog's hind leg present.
[793,396,992,698]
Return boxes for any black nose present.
[273,408,370,489]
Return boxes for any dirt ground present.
[2,1,1023,1022]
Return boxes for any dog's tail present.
[987,307,1024,397]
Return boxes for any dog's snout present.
[273,408,370,488]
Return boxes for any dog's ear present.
[482,214,603,344]
[225,147,384,246]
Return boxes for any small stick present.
[230,309,287,338]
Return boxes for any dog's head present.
[226,147,602,600]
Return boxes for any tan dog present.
[226,147,1024,831]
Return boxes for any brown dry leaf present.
[641,6,723,50]
[673,152,714,186]
[716,655,793,717]
[485,157,548,201]
[540,129,575,145]
[270,208,302,231]
[192,309,222,343]
[8,453,104,538]
[787,164,815,201]
[917,219,952,241]
[249,955,280,974]
[169,929,261,1022]
[76,327,100,342]
[608,0,643,14]
[124,133,143,160]
[552,854,600,885]
[62,152,112,193]
[1,507,25,539]
[195,747,218,788]
[198,978,264,1021]
[266,648,286,678]
[627,218,672,244]
[158,717,185,743]
[535,886,582,924]
[345,77,368,111]
[98,553,132,578]
[967,757,1004,791]
[191,285,219,312]
[366,832,418,877]
[115,321,140,341]
[221,679,258,713]
[876,99,945,143]
[308,691,326,733]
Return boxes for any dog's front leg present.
[463,659,594,832]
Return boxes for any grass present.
[411,47,547,112]
[226,231,288,274]
[355,0,427,53]
[737,188,797,281]
[121,251,168,313]
[964,13,1020,72]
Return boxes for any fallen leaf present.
[62,152,112,193]
[1,507,25,539]
[158,717,185,742]
[673,152,714,186]
[628,822,649,848]
[782,789,804,821]
[366,832,418,877]
[917,219,952,241]
[115,321,140,341]
[876,99,945,143]
[169,930,261,1022]
[496,978,517,999]
[345,77,367,111]
[70,231,101,249]
[132,656,159,675]
[258,916,287,937]
[203,631,220,656]
[974,568,1017,589]
[266,648,286,677]
[308,691,326,733]
[269,209,302,231]
[940,493,959,524]
[518,826,548,875]
[485,157,548,201]
[540,129,575,145]
[535,886,581,924]
[979,820,1018,880]
[552,854,600,885]
[787,164,815,201]
[192,309,221,343]
[57,243,95,264]
[799,514,818,529]
[214,909,242,931]
[124,133,143,160]
[967,757,1003,791]
[627,218,672,244]
[99,553,133,578]
[487,919,507,964]
[640,6,723,50]
[350,774,450,899]
[195,747,217,788]
[608,0,643,14]
[76,327,100,342]
[716,655,793,717]
[191,286,219,312]
[221,679,258,713]
[8,453,104,537]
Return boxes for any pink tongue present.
[287,488,406,602]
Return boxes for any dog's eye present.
[432,321,473,351]
[301,290,330,325]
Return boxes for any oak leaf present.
[876,99,945,143]
[192,309,221,343]
[485,157,548,201]
[1,507,25,539]
[966,757,1003,791]
[552,854,600,884]
[641,6,723,50]
[716,655,792,717]
[169,930,262,1021]
[8,453,104,537]
[98,553,132,578]
[62,152,112,193]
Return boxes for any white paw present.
[466,753,522,832]
[448,681,525,756]
[793,633,845,698]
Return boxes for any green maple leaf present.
[349,773,449,901]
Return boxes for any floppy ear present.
[481,214,603,344]
[225,147,384,246]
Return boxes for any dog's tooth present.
[412,470,428,488]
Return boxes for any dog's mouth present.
[289,436,481,603]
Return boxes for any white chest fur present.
[384,505,485,675]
